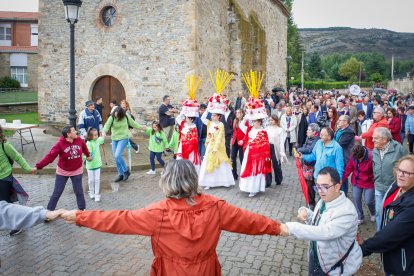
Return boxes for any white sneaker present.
[146,170,156,175]
[135,145,140,154]
[370,215,376,222]
[204,186,210,190]
[357,219,364,225]
[95,195,101,202]
[89,193,94,199]
[248,193,257,197]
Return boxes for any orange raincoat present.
[76,194,280,275]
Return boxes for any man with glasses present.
[372,127,407,230]
[280,167,362,275]
[360,107,389,150]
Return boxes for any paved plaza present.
[0,158,382,275]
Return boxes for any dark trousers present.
[306,179,316,209]
[150,151,165,171]
[47,174,85,211]
[285,137,293,156]
[225,136,231,158]
[231,142,244,179]
[129,138,138,151]
[266,144,283,187]
[341,178,349,196]
[408,133,414,153]
[0,176,13,203]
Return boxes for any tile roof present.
[0,11,38,21]
[0,46,38,53]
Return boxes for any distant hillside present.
[299,27,414,60]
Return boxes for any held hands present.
[86,156,92,162]
[61,210,78,224]
[45,209,67,221]
[280,223,289,237]
[31,167,37,175]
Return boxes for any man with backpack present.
[78,100,103,139]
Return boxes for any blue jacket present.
[78,108,103,138]
[302,139,344,179]
[405,114,414,134]
[356,103,374,119]
[308,111,323,124]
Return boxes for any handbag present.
[302,163,314,180]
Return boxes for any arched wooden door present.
[91,75,126,122]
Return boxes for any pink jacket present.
[342,148,374,189]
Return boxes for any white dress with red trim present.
[177,121,201,174]
[239,127,272,193]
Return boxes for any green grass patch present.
[0,112,40,136]
[0,91,38,103]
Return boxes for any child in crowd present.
[85,128,104,202]
[168,124,180,159]
[144,121,168,174]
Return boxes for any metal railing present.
[0,89,38,104]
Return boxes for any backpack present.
[2,142,14,165]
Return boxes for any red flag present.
[295,155,310,205]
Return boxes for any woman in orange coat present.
[62,159,281,276]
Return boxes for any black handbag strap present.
[327,240,355,274]
[2,142,13,165]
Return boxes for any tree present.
[339,57,363,81]
[308,52,323,79]
[370,72,382,82]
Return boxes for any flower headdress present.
[242,70,267,120]
[207,69,233,115]
[181,74,201,117]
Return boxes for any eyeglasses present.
[396,168,414,178]
[313,183,336,193]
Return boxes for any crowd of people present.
[2,76,414,275]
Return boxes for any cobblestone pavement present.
[0,160,381,275]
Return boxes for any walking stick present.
[101,144,108,165]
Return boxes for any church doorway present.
[91,75,126,122]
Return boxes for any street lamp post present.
[63,0,82,128]
[286,55,292,91]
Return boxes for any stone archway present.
[79,63,136,111]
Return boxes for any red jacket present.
[388,117,402,143]
[361,118,389,150]
[342,148,374,189]
[231,121,249,145]
[36,136,90,171]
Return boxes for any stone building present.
[38,0,288,124]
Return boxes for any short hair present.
[308,123,320,133]
[374,127,392,141]
[163,95,170,101]
[159,159,202,205]
[62,125,74,138]
[398,106,406,113]
[340,115,351,124]
[357,110,366,117]
[321,127,335,140]
[200,103,207,109]
[394,155,414,179]
[110,99,117,105]
[313,104,319,111]
[317,167,340,185]
[374,106,385,116]
[95,96,102,101]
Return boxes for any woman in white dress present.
[198,111,235,189]
[265,114,286,187]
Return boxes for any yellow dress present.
[199,121,235,188]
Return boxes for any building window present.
[0,26,11,40]
[11,67,28,87]
[31,24,38,46]
[101,6,116,27]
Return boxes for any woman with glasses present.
[361,155,414,276]
[280,167,362,275]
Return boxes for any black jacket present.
[334,125,355,164]
[361,182,414,275]
[297,136,320,166]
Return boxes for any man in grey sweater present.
[0,201,64,231]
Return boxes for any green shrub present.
[0,77,20,88]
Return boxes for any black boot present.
[114,175,124,182]
[123,170,131,181]
[9,229,23,236]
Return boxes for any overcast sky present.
[1,0,413,33]
[292,0,414,33]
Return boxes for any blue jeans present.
[199,138,206,159]
[375,189,386,231]
[341,178,349,195]
[112,139,129,176]
[401,132,405,144]
[150,151,165,171]
[352,186,375,220]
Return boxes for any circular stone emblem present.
[101,6,116,27]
